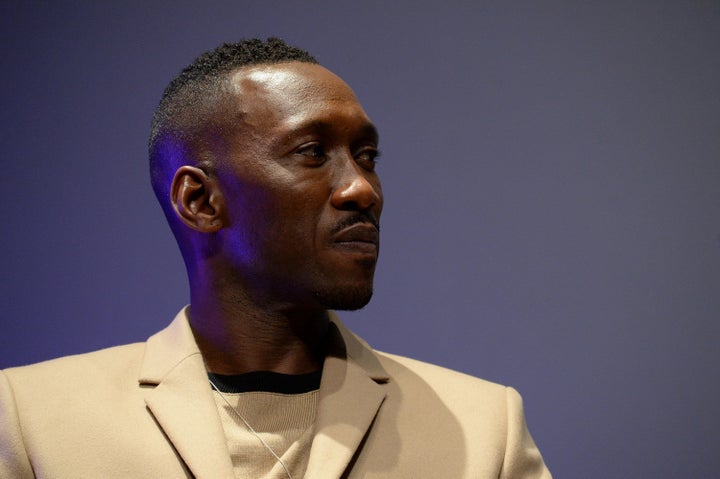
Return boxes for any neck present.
[187,280,329,376]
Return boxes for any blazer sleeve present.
[0,370,35,478]
[501,386,552,479]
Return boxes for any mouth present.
[331,223,379,256]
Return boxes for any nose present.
[330,160,382,213]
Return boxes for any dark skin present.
[168,63,383,375]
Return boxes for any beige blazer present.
[0,308,551,478]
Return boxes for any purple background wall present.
[2,1,719,477]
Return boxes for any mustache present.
[330,212,380,236]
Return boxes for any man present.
[0,38,551,478]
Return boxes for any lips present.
[332,223,379,255]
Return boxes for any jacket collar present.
[138,307,389,479]
[305,313,388,477]
[139,307,235,479]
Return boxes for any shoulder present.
[354,349,551,477]
[0,342,151,461]
[331,313,508,399]
[4,342,145,374]
[369,349,523,438]
[331,314,513,412]
[375,349,509,400]
[2,342,146,400]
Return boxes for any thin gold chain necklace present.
[209,379,293,479]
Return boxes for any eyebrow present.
[360,122,380,143]
[288,119,380,143]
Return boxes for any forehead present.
[226,62,372,133]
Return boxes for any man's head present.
[149,37,319,203]
[149,38,383,311]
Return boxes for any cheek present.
[273,193,324,249]
[219,162,334,256]
[215,167,275,249]
[225,184,321,262]
[269,172,332,234]
[221,186,276,265]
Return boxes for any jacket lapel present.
[304,316,389,478]
[138,308,235,479]
[138,309,390,479]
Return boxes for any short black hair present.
[149,38,318,215]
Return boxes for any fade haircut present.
[148,37,318,214]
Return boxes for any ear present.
[170,166,226,232]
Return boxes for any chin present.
[313,284,374,311]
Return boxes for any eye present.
[355,147,381,171]
[294,142,327,165]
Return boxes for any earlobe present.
[170,166,225,232]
